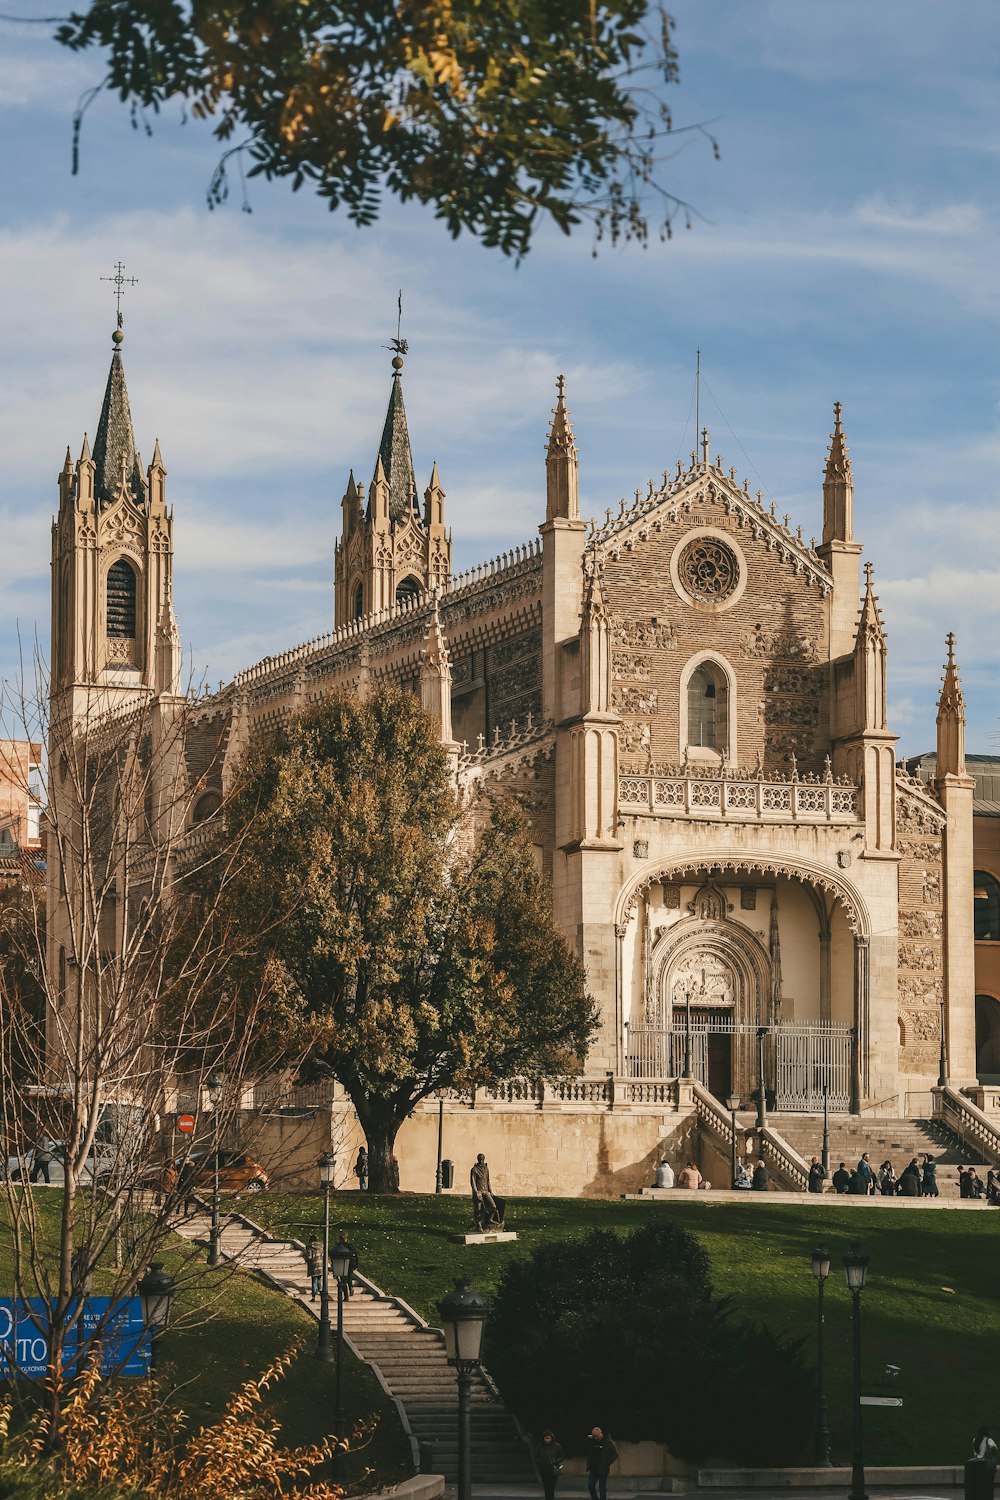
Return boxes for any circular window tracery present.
[678,537,740,602]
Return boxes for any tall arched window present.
[975,871,1000,941]
[353,582,364,620]
[396,576,421,608]
[106,558,137,639]
[687,663,730,752]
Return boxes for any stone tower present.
[50,322,179,725]
[334,353,451,625]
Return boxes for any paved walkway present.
[170,1204,533,1484]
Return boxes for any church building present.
[45,323,982,1193]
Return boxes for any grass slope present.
[247,1190,1000,1468]
[0,1191,412,1489]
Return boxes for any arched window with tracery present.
[685,661,729,755]
[106,558,137,639]
[975,872,1000,941]
[396,576,421,608]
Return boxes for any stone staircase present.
[172,1208,534,1484]
[771,1114,991,1194]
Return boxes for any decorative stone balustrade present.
[618,770,860,824]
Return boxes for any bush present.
[485,1218,815,1466]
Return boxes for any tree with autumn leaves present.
[216,686,597,1191]
[54,1,713,257]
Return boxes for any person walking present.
[832,1161,851,1194]
[965,1425,998,1500]
[856,1152,876,1195]
[584,1427,618,1500]
[878,1160,897,1196]
[306,1236,324,1300]
[29,1137,55,1185]
[355,1146,368,1192]
[921,1154,939,1198]
[535,1430,565,1500]
[807,1156,826,1194]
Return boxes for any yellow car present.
[165,1149,269,1195]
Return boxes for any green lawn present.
[0,1191,412,1490]
[246,1189,1000,1468]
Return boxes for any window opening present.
[974,871,1000,941]
[107,559,137,639]
[688,666,718,749]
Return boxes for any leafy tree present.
[219,686,597,1190]
[486,1218,816,1466]
[54,1,715,257]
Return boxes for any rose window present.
[678,538,740,602]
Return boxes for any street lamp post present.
[938,997,948,1088]
[843,1244,870,1500]
[329,1235,357,1481]
[810,1246,832,1466]
[139,1261,176,1375]
[206,1072,223,1267]
[683,988,693,1079]
[726,1093,740,1188]
[822,1085,830,1177]
[438,1278,488,1500]
[316,1151,335,1361]
[756,1027,769,1129]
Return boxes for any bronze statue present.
[470,1152,503,1230]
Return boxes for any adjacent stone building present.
[45,327,981,1191]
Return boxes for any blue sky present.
[0,2,998,753]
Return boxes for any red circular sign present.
[176,1113,196,1135]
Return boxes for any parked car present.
[164,1149,269,1195]
[3,1139,116,1186]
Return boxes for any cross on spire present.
[101,261,138,321]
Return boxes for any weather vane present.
[384,289,408,357]
[101,260,138,325]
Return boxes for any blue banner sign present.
[0,1297,150,1379]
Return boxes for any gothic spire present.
[545,374,580,522]
[92,328,143,508]
[936,633,967,778]
[856,561,885,647]
[822,401,854,544]
[372,352,417,525]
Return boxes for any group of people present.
[535,1428,618,1500]
[960,1166,1000,1201]
[819,1152,939,1197]
[653,1157,770,1191]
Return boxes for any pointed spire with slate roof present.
[92,323,144,508]
[371,351,417,524]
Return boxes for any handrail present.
[758,1124,810,1190]
[935,1085,1000,1165]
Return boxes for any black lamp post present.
[843,1244,870,1500]
[329,1235,357,1480]
[316,1151,335,1361]
[726,1093,740,1187]
[206,1071,223,1267]
[438,1278,488,1500]
[822,1084,830,1177]
[810,1246,832,1466]
[938,997,948,1088]
[683,988,693,1078]
[756,1026,769,1129]
[139,1261,176,1375]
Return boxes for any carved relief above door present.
[670,949,735,1008]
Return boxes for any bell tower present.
[51,319,179,725]
[334,349,451,626]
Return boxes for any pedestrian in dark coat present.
[751,1161,769,1192]
[535,1431,565,1500]
[965,1425,998,1500]
[306,1236,324,1300]
[807,1157,826,1194]
[878,1161,896,1196]
[584,1428,619,1500]
[848,1169,867,1195]
[856,1153,876,1195]
[832,1162,851,1193]
[921,1154,939,1198]
[897,1161,921,1197]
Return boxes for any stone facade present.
[46,346,979,1135]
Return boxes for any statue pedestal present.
[450,1230,519,1245]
